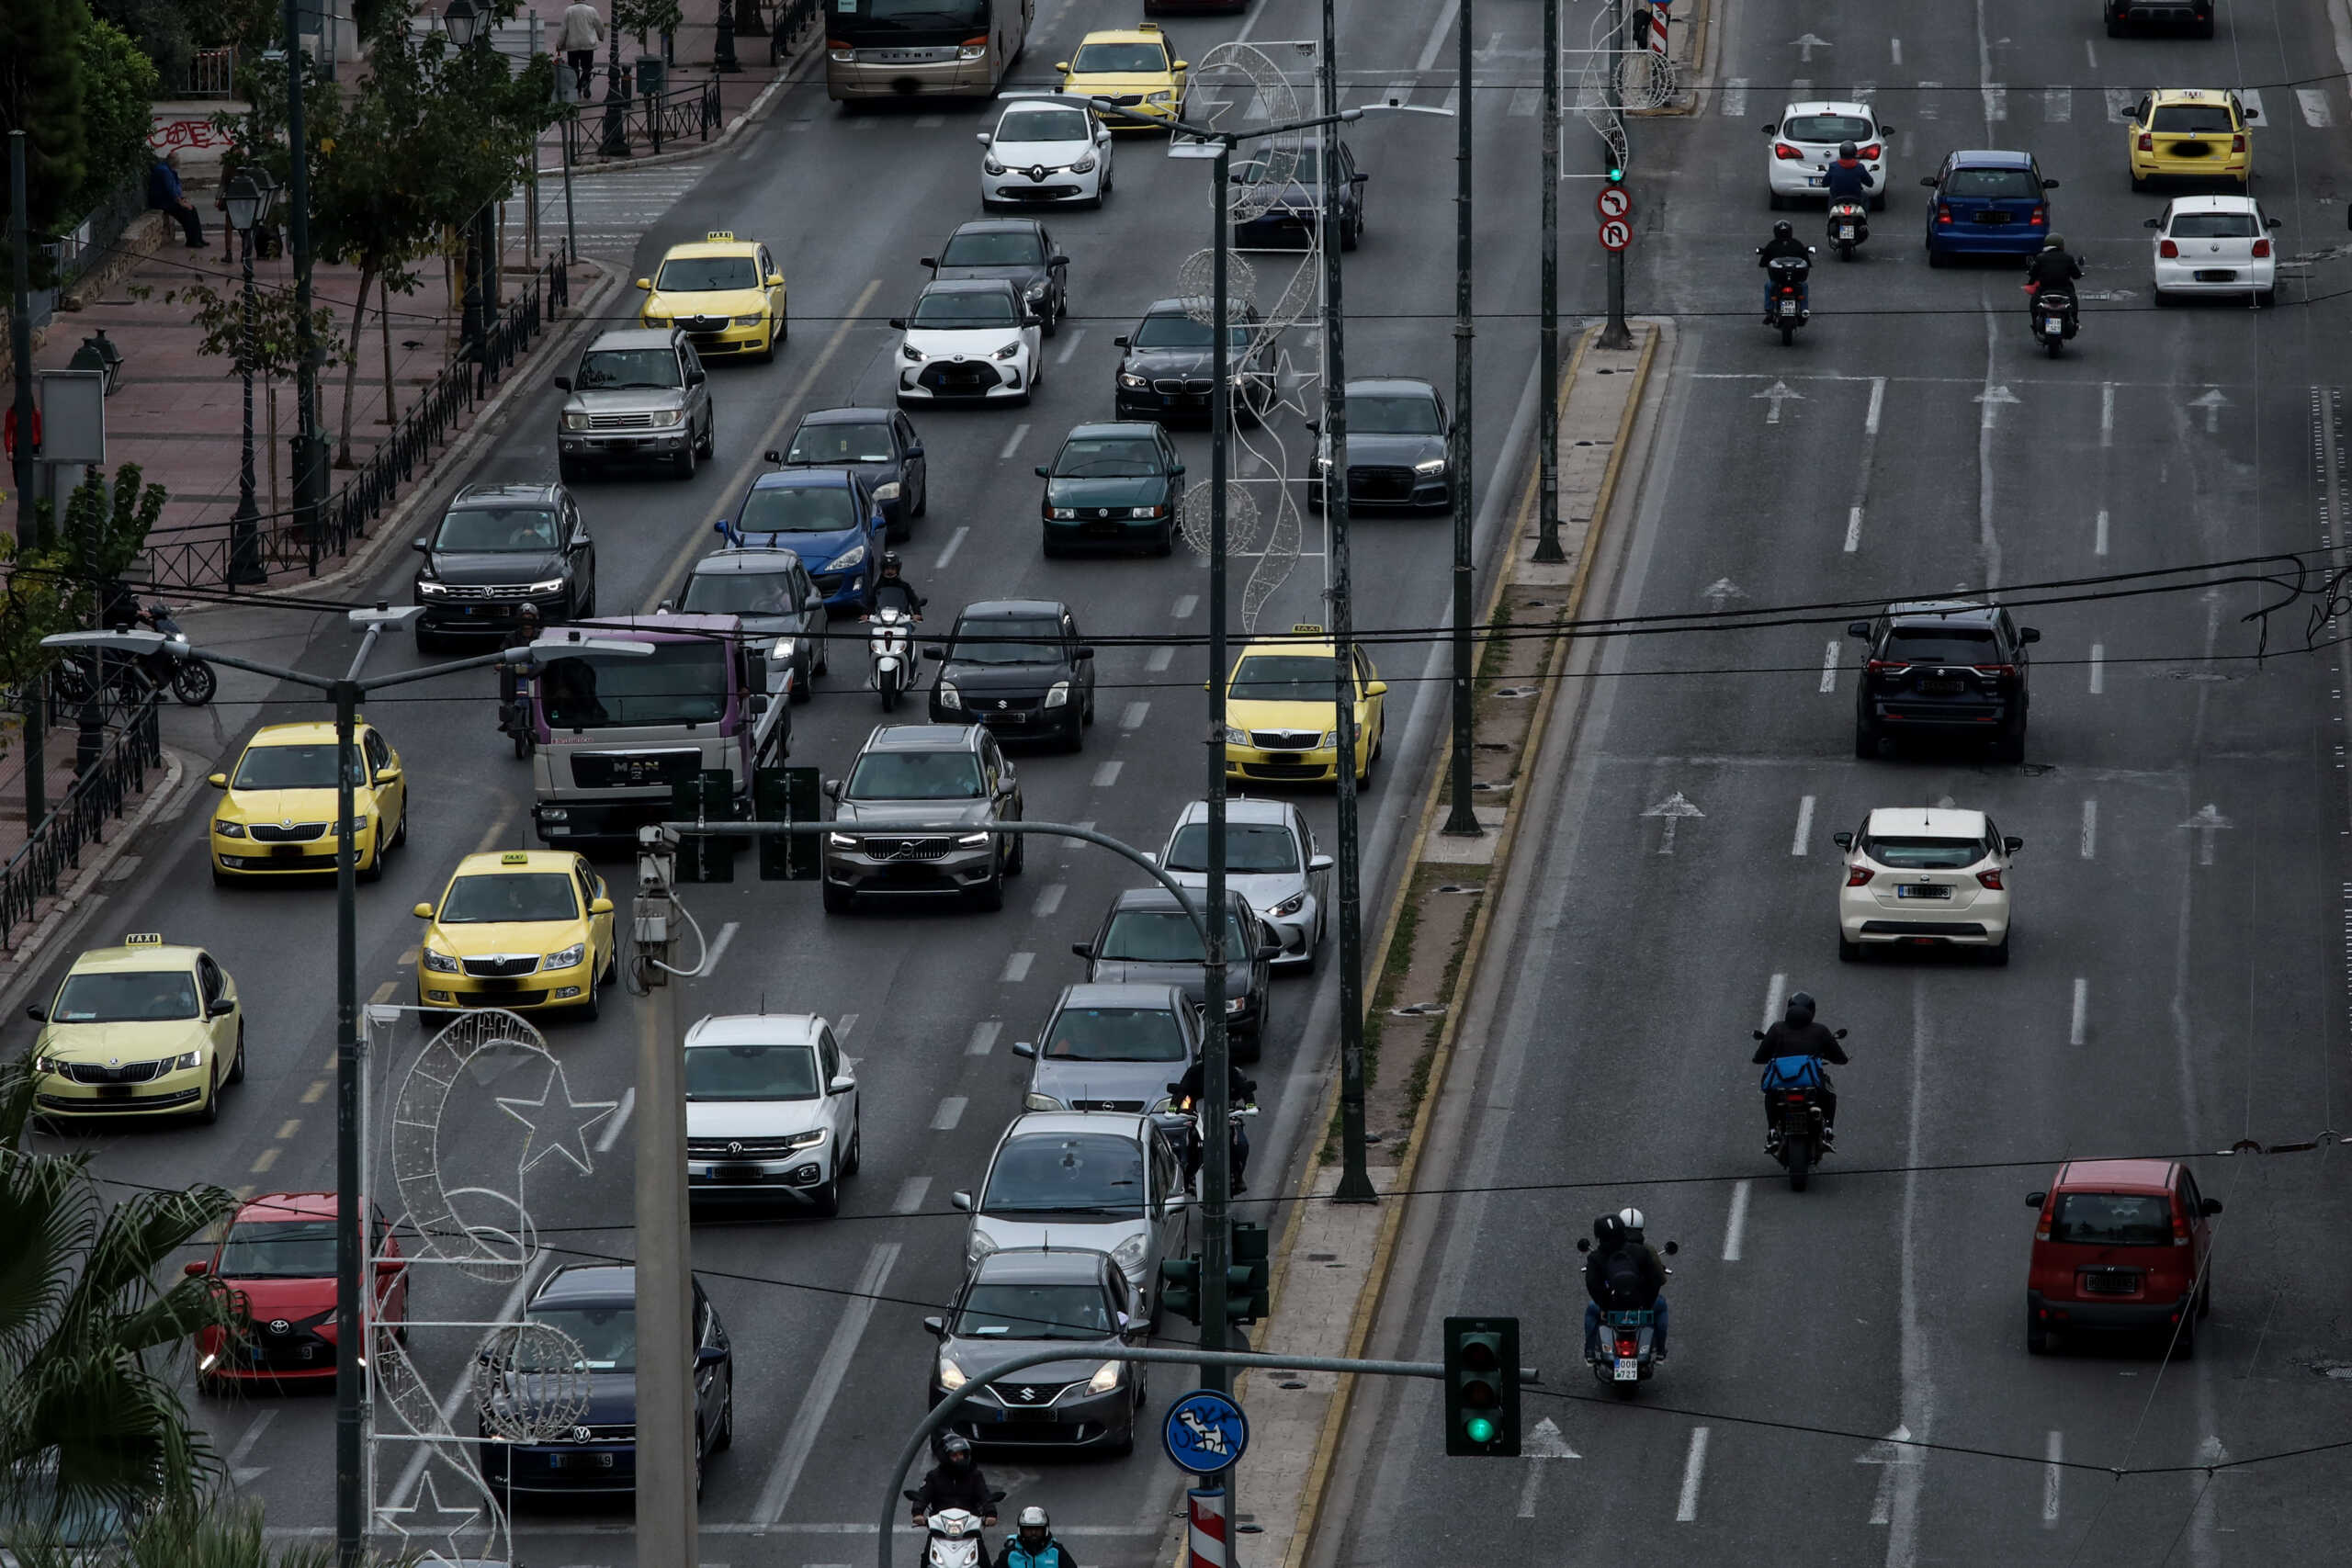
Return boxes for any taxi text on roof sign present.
[1290,624,1325,635]
[706,231,735,242]
[502,852,531,864]
[126,932,164,945]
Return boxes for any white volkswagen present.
[979,96,1114,209]
[2149,195,2278,305]
[1835,807,2019,964]
[683,1013,861,1215]
[1763,99,1894,209]
[893,279,1043,408]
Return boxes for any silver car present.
[1152,797,1332,971]
[1012,982,1199,1113]
[554,327,716,481]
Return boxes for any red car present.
[2023,1158,2219,1357]
[187,1192,407,1388]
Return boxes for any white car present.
[979,96,1114,209]
[2149,195,2278,305]
[955,1111,1192,1326]
[1763,100,1894,209]
[682,1012,860,1214]
[1151,797,1331,971]
[1834,807,2019,964]
[893,278,1042,407]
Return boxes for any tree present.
[613,0,684,50]
[0,0,93,283]
[72,17,159,220]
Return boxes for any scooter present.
[866,606,919,712]
[2030,287,2078,358]
[901,1491,1005,1568]
[1827,200,1870,261]
[1162,1080,1257,1196]
[1765,252,1814,346]
[1751,1028,1847,1191]
[1574,1235,1679,1397]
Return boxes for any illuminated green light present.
[1464,1416,1498,1445]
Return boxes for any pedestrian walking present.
[558,0,605,100]
[147,150,205,248]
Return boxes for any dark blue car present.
[1922,151,2060,265]
[719,465,888,616]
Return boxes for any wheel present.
[790,651,814,704]
[1341,212,1362,251]
[1155,524,1174,557]
[1836,241,1852,262]
[1786,1134,1812,1191]
[195,1071,220,1125]
[1838,933,1860,964]
[390,803,408,849]
[822,880,854,913]
[1984,932,2012,966]
[2105,17,2123,35]
[1043,303,1058,339]
[1868,193,1885,212]
[2027,1316,2052,1355]
[577,969,602,1022]
[1060,716,1084,753]
[1927,242,1947,269]
[1006,829,1025,876]
[2255,288,2275,307]
[1041,533,1063,559]
[226,1022,246,1085]
[2131,173,2149,193]
[1780,321,1795,346]
[713,1376,735,1450]
[1854,724,1881,760]
[842,1116,862,1177]
[1082,689,1096,727]
[879,677,899,713]
[755,321,777,364]
[2197,1279,2211,1318]
[172,660,218,705]
[776,304,788,344]
[512,726,533,760]
[559,455,583,484]
[2196,16,2215,37]
[1306,483,1325,514]
[1991,725,2026,764]
[211,864,233,888]
[1108,1420,1136,1458]
[1768,189,1787,211]
[675,436,697,479]
[2172,1318,2196,1359]
[358,836,384,883]
[971,863,1005,911]
[2045,335,2063,358]
[912,475,928,518]
[808,1166,841,1217]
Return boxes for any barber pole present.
[1188,1486,1229,1568]
[1648,0,1671,56]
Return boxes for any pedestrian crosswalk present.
[501,166,705,264]
[1721,77,2341,129]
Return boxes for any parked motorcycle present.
[52,603,214,708]
[1766,253,1814,345]
[866,606,919,712]
[1751,1027,1847,1190]
[1827,200,1869,261]
[901,1490,1005,1568]
[2030,287,2078,358]
[1575,1235,1679,1396]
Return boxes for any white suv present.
[683,1013,861,1214]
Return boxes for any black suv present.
[1114,298,1276,424]
[412,481,594,649]
[1849,599,2040,761]
[922,219,1070,335]
[926,599,1096,750]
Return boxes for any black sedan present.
[1309,378,1452,513]
[412,481,594,649]
[1113,298,1277,424]
[1231,139,1366,251]
[1073,886,1280,1058]
[775,406,928,541]
[925,1247,1148,1455]
[1036,421,1184,557]
[922,218,1070,335]
[927,599,1096,750]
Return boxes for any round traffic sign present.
[1598,217,1633,252]
[1163,1388,1250,1474]
[1596,186,1632,220]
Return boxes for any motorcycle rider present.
[1757,220,1812,324]
[2024,235,2085,320]
[1003,1505,1080,1568]
[870,551,927,620]
[911,1434,999,1567]
[1821,139,1877,233]
[497,604,542,726]
[1583,1209,1670,1362]
[1752,989,1849,1139]
[1174,1056,1254,1194]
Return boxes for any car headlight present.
[937,682,962,710]
[992,342,1023,361]
[902,342,926,362]
[526,578,565,595]
[330,818,367,836]
[171,1049,203,1071]
[956,830,992,848]
[1147,90,1174,105]
[33,1054,61,1076]
[1223,725,1248,746]
[213,818,247,839]
[828,831,860,849]
[782,1128,829,1150]
[1024,1091,1066,1111]
[1225,996,1247,1014]
[415,580,448,598]
[733,313,764,326]
[648,408,684,428]
[1415,457,1449,474]
[545,942,586,970]
[1071,153,1097,173]
[1118,372,1148,389]
[1025,283,1047,300]
[1048,506,1077,520]
[561,412,593,431]
[422,949,461,974]
[643,314,671,327]
[822,543,867,574]
[1320,730,1340,749]
[1147,1095,1174,1114]
[938,1354,967,1391]
[1043,682,1070,709]
[1126,504,1165,518]
[967,1232,999,1268]
[1087,1360,1122,1394]
[984,156,1005,175]
[1269,890,1307,918]
[957,39,985,59]
[1112,1233,1148,1273]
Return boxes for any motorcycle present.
[2030,287,2078,358]
[866,606,919,712]
[53,603,215,708]
[1765,252,1814,346]
[497,695,536,760]
[1574,1235,1679,1397]
[1751,1028,1847,1191]
[1827,200,1869,261]
[1161,1080,1257,1195]
[901,1490,1005,1568]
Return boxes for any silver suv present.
[555,327,716,481]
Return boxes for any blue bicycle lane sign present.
[1163,1388,1250,1474]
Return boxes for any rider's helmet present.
[1772,219,1794,240]
[516,603,541,623]
[1616,1206,1646,1240]
[2042,234,2068,253]
[880,550,904,577]
[1017,1506,1050,1550]
[1785,991,1816,1027]
[1838,140,1860,159]
[941,1433,973,1467]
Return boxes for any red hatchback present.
[2024,1159,2219,1357]
[187,1192,407,1389]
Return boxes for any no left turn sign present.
[1598,217,1633,251]
[1596,187,1631,220]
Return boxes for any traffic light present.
[1159,1255,1203,1324]
[1605,164,1627,186]
[753,765,822,880]
[671,769,737,884]
[1226,1222,1270,1323]
[1442,1316,1521,1457]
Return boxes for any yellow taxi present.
[2126,89,2255,190]
[1220,626,1386,785]
[208,720,406,886]
[1058,25,1188,130]
[414,851,616,1019]
[28,934,244,1124]
[637,231,788,362]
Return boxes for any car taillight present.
[2138,132,2154,151]
[1973,663,2015,677]
[2231,133,2245,152]
[1866,659,1909,674]
[2252,238,2271,258]
[1775,142,1804,160]
[2159,239,2180,258]
[1936,204,1952,226]
[828,36,852,50]
[1860,142,1882,160]
[1847,864,1874,887]
[1976,869,2004,890]
[1616,1336,1637,1357]
[2030,205,2046,227]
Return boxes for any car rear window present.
[1781,114,1873,143]
[2049,1192,2174,1247]
[1940,167,2039,200]
[1861,835,1986,871]
[1045,1006,1187,1062]
[2152,104,2235,134]
[940,231,1046,267]
[1884,626,1997,663]
[2170,210,2260,238]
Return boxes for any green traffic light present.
[1464,1416,1498,1445]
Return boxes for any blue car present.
[1921,151,2060,265]
[718,465,888,616]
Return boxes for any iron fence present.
[0,693,164,951]
[769,0,820,63]
[183,46,239,97]
[566,76,722,162]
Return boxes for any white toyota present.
[892,278,1043,408]
[2149,195,2278,305]
[1834,807,2019,964]
[979,96,1114,209]
[683,1013,861,1215]
[1763,100,1894,209]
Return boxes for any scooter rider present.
[1003,1505,1080,1568]
[1821,140,1877,225]
[497,604,542,722]
[1583,1210,1670,1361]
[870,551,926,620]
[911,1435,999,1567]
[1174,1056,1254,1194]
[2025,235,2085,317]
[1752,989,1849,1138]
[1758,220,1812,324]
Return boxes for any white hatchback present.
[980,96,1114,209]
[1834,807,2019,964]
[2149,195,2278,304]
[893,279,1043,407]
[1763,100,1894,209]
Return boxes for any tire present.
[675,436,697,479]
[559,455,583,484]
[912,475,928,518]
[754,321,777,365]
[1769,189,1787,212]
[714,1377,735,1450]
[2197,16,2215,37]
[2131,173,2149,194]
[577,968,602,1022]
[1041,533,1063,559]
[2255,288,2275,307]
[972,863,1005,912]
[172,660,219,706]
[359,836,384,883]
[1341,212,1362,252]
[698,412,715,458]
[1836,241,1853,262]
[822,879,854,913]
[2172,1318,2196,1359]
[808,1167,841,1217]
[790,651,814,704]
[226,1022,247,1085]
[2027,1317,2052,1355]
[1155,524,1174,557]
[842,1117,862,1177]
[1838,933,1861,964]
[1006,829,1025,876]
[2197,1280,2211,1318]
[1854,723,1881,760]
[1868,193,1886,212]
[1083,690,1096,727]
[1786,1134,1812,1191]
[1927,242,1947,269]
[1984,932,2012,967]
[777,305,789,344]
[1992,725,2026,765]
[512,726,533,761]
[390,804,409,849]
[879,676,899,713]
[1060,716,1084,754]
[2106,18,2123,36]
[2045,336,2064,358]
[1780,321,1795,346]
[195,1071,221,1125]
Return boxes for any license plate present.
[1838,225,1857,239]
[715,1164,763,1183]
[1805,175,1826,186]
[474,976,523,992]
[1613,1358,1639,1382]
[1977,212,2010,224]
[271,845,307,859]
[1921,678,1965,694]
[2194,269,2237,282]
[2043,318,2064,334]
[1896,884,1951,899]
[546,1452,571,1471]
[96,1083,133,1100]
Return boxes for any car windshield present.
[542,641,729,728]
[2170,210,2260,238]
[940,231,1045,266]
[51,969,198,1023]
[786,420,895,465]
[1071,41,1166,72]
[433,506,560,553]
[1781,113,1873,142]
[951,617,1063,664]
[1097,908,1250,963]
[1132,310,1251,349]
[739,483,860,536]
[2048,1192,2174,1247]
[1861,834,1986,871]
[1346,393,1441,434]
[1941,166,2039,200]
[1230,654,1341,701]
[846,750,985,799]
[684,1043,820,1101]
[232,741,365,790]
[982,1133,1145,1215]
[956,1281,1114,1339]
[682,569,802,616]
[1044,1006,1187,1062]
[1164,822,1299,874]
[573,347,681,390]
[1884,626,1997,664]
[911,289,1019,328]
[1054,437,1161,477]
[2152,103,2235,134]
[438,872,578,924]
[838,0,987,25]
[216,1219,340,1278]
[1237,147,1324,185]
[521,1303,635,1371]
[1001,107,1090,142]
[656,255,759,291]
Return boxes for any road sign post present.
[1599,216,1633,252]
[1165,1388,1250,1474]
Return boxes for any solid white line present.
[753,1243,902,1523]
[893,1176,931,1214]
[1092,761,1125,787]
[2094,510,2109,557]
[1791,795,1815,856]
[1056,326,1087,365]
[2088,643,2105,694]
[1976,314,2005,589]
[999,423,1031,460]
[1675,1427,1710,1521]
[388,1256,549,1508]
[2042,1429,2064,1525]
[1723,1179,1752,1262]
[1121,701,1150,729]
[967,1020,1001,1056]
[1033,883,1066,917]
[1819,639,1841,694]
[2069,979,2088,1046]
[699,919,740,976]
[935,525,969,570]
[1001,952,1034,983]
[1761,973,1788,1032]
[1172,594,1199,619]
[1864,375,1885,436]
[1415,0,1460,73]
[1148,646,1175,672]
[1845,506,1865,553]
[595,1087,636,1154]
[931,1097,967,1130]
[2080,799,2098,860]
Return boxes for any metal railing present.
[141,254,567,592]
[184,45,239,97]
[0,692,164,950]
[769,0,820,63]
[565,76,722,162]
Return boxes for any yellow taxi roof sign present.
[502,852,531,865]
[1138,20,1160,29]
[1290,623,1326,635]
[125,932,164,945]
[705,230,736,242]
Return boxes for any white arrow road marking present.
[227,1408,276,1488]
[1974,384,2019,430]
[2301,87,2335,127]
[1753,380,1804,424]
[1857,1423,1915,1525]
[1642,792,1705,855]
[1790,32,1832,62]
[1702,578,1747,612]
[2106,87,2138,122]
[2188,386,2229,434]
[1515,1417,1582,1517]
[2179,803,2233,865]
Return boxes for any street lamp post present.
[1441,0,1482,837]
[443,0,495,362]
[225,169,277,587]
[600,2,631,155]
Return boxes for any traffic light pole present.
[1533,0,1566,564]
[1599,0,1634,350]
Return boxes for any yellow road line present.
[370,980,398,1004]
[470,806,517,855]
[250,1147,280,1174]
[275,1118,300,1140]
[397,949,419,969]
[300,1080,328,1104]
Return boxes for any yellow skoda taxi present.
[28,934,244,1124]
[209,720,407,886]
[1058,25,1188,130]
[2126,88,2256,190]
[638,231,788,362]
[1220,626,1387,785]
[414,851,616,1019]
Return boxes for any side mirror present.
[1011,1040,1036,1058]
[924,1314,948,1336]
[763,447,784,463]
[2025,1191,2048,1208]
[2019,627,2041,645]
[184,1260,210,1277]
[976,132,991,145]
[767,275,785,288]
[1918,175,1938,188]
[1351,172,1368,185]
[950,1190,973,1212]
[657,598,676,614]
[1576,1236,1592,1253]
[1760,122,1778,134]
[2041,178,2060,189]
[1074,646,1094,660]
[905,444,923,458]
[919,255,938,269]
[207,998,235,1019]
[411,537,430,553]
[553,375,571,390]
[1664,1241,1679,1256]
[1308,853,1334,873]
[888,318,907,331]
[1832,832,1853,850]
[1170,464,1185,477]
[1054,60,1069,72]
[1258,942,1283,959]
[1364,680,1387,696]
[806,592,825,612]
[1877,123,1895,135]
[207,772,229,789]
[686,367,707,385]
[1846,621,1871,638]
[695,1345,727,1368]
[634,277,651,291]
[1139,851,1158,866]
[2267,216,2281,229]
[24,1004,42,1022]
[1112,334,1129,348]
[2200,1198,2223,1216]
[828,1074,855,1096]
[1071,942,1093,960]
[1035,465,1051,478]
[590,897,615,915]
[413,903,435,919]
[748,693,771,715]
[2241,107,2257,119]
[2003,836,2024,853]
[1051,254,1069,266]
[823,778,842,800]
[904,1489,923,1505]
[1833,1027,1849,1039]
[2144,218,2162,229]
[922,645,945,660]
[989,1490,1007,1506]
[1023,315,1043,328]
[1751,1029,1766,1041]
